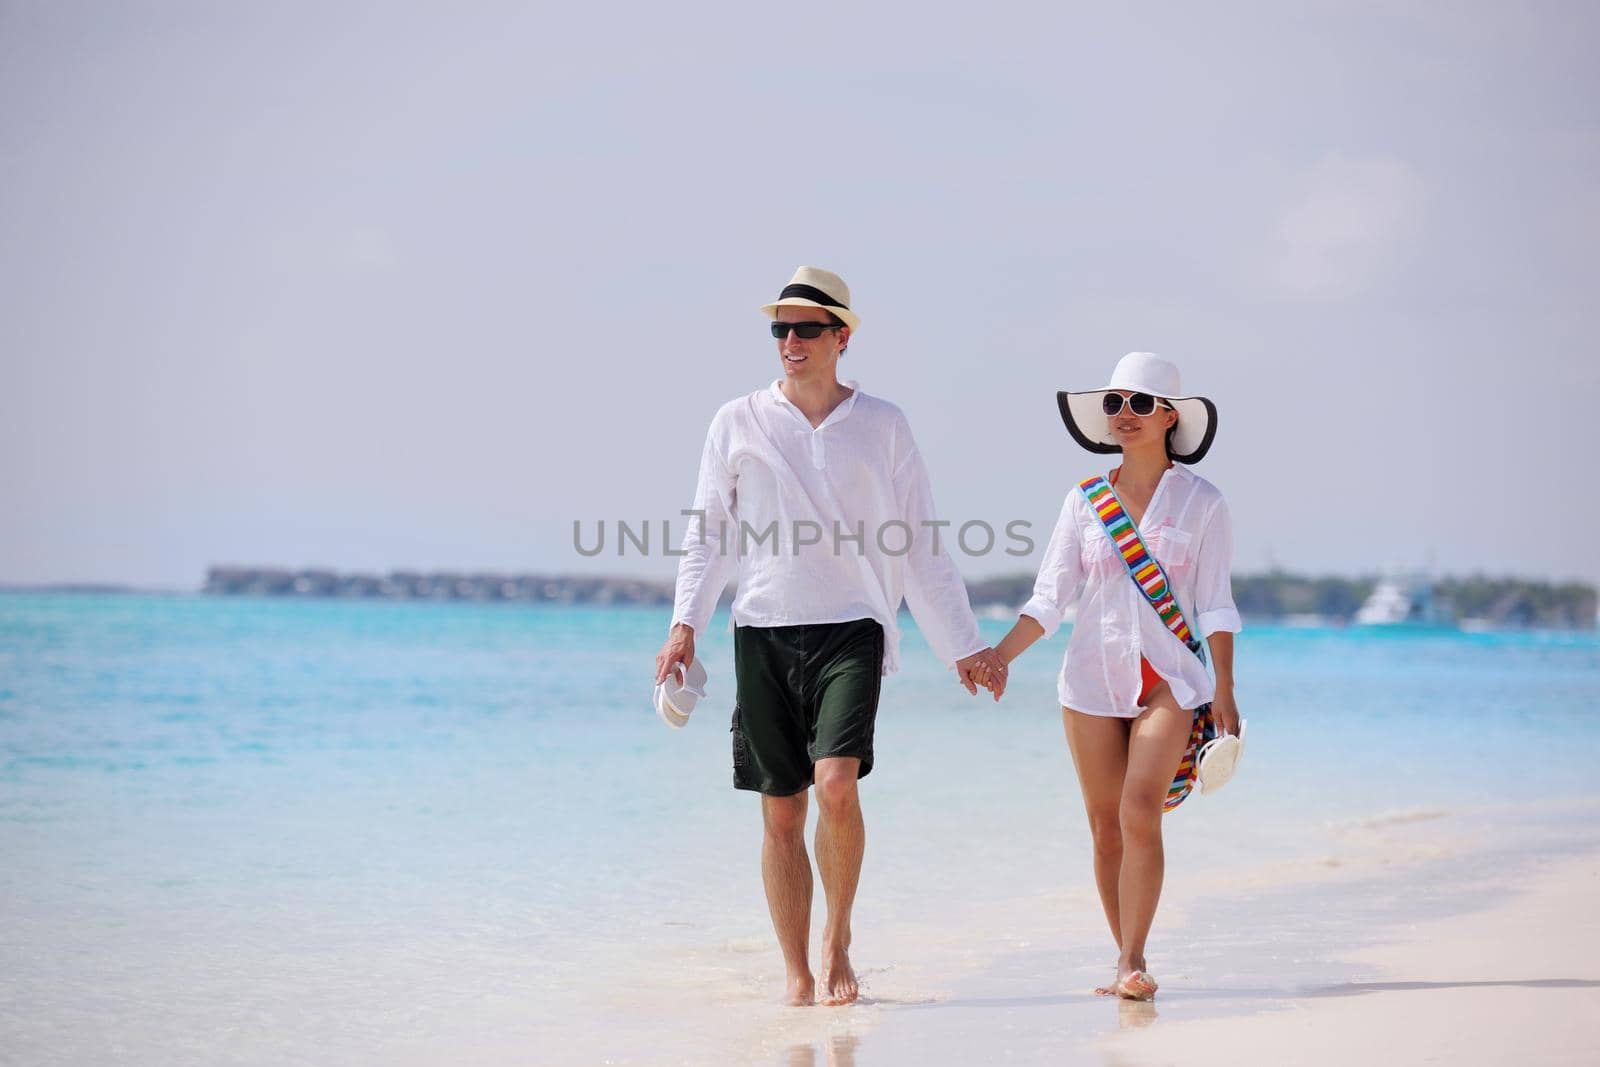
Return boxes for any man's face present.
[774,304,849,384]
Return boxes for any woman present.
[984,351,1241,1001]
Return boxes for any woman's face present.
[1106,392,1178,452]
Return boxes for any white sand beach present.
[749,801,1600,1067]
[1102,849,1600,1067]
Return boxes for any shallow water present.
[2,594,1597,1064]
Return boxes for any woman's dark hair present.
[1164,409,1178,459]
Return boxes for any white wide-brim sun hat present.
[759,265,860,332]
[1057,351,1218,464]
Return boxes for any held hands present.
[654,623,696,685]
[955,647,1008,702]
[663,627,1011,700]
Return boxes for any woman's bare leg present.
[1063,708,1131,988]
[1114,683,1194,997]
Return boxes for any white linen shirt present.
[671,380,985,675]
[1020,464,1242,716]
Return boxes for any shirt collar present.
[767,379,862,428]
[1118,461,1193,481]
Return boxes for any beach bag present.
[1078,475,1223,812]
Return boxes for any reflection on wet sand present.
[1118,998,1160,1029]
[783,1032,861,1067]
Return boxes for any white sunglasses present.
[1101,392,1174,417]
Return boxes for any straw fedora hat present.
[1057,352,1218,464]
[760,266,860,331]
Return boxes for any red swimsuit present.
[1112,467,1165,706]
[1138,656,1162,705]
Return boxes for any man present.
[653,266,1005,1007]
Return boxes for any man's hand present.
[654,623,697,685]
[955,647,1008,701]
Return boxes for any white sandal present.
[654,659,707,729]
[1196,718,1247,794]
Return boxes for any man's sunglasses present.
[1101,392,1173,417]
[770,322,842,340]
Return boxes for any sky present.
[2,1,1597,590]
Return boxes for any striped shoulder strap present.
[1080,474,1217,814]
[1078,475,1204,659]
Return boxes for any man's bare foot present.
[818,947,860,1006]
[785,972,816,1006]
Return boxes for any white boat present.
[1354,574,1452,627]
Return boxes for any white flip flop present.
[1196,718,1247,794]
[653,659,707,729]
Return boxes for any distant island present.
[199,566,672,606]
[193,566,1598,630]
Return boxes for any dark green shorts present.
[731,618,885,796]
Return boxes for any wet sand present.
[1099,849,1600,1066]
[789,801,1600,1067]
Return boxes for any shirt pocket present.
[1146,525,1193,568]
[1079,524,1118,569]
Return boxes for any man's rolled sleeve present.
[671,427,739,636]
[893,440,983,667]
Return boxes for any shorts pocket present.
[730,703,749,769]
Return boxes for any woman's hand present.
[953,646,1004,703]
[1210,684,1241,736]
[1204,632,1238,734]
[956,648,1007,700]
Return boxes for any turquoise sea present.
[2,593,1598,1064]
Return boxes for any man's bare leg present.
[812,756,864,1005]
[762,792,815,1005]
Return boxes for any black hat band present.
[779,283,847,309]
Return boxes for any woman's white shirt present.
[1020,464,1241,716]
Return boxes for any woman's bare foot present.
[1096,954,1145,995]
[818,947,859,1006]
[1114,968,1158,1001]
[785,971,816,1006]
